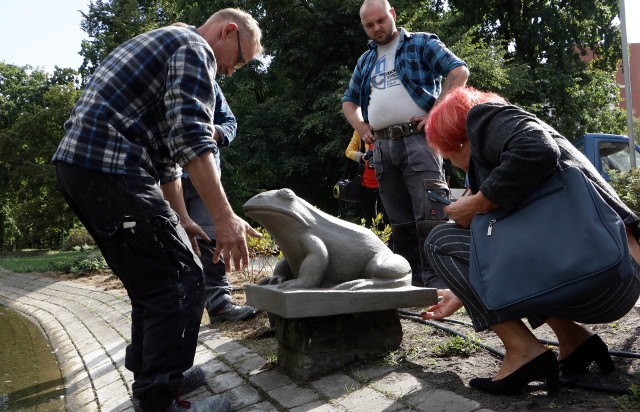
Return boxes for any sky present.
[0,0,639,73]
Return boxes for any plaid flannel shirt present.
[52,25,219,184]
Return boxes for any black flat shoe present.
[469,350,559,396]
[559,334,615,375]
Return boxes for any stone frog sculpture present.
[243,188,411,290]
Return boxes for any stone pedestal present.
[273,310,402,380]
[247,284,437,380]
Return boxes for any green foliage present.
[629,116,640,141]
[442,0,625,137]
[433,334,481,357]
[361,213,392,245]
[1,0,632,251]
[0,250,95,273]
[246,226,279,257]
[557,68,627,139]
[609,168,640,218]
[244,226,281,280]
[79,0,176,79]
[50,255,109,275]
[0,63,82,250]
[612,383,640,411]
[61,226,97,251]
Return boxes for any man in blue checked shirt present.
[342,0,469,289]
[53,8,262,412]
[181,81,257,325]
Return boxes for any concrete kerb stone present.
[0,270,491,412]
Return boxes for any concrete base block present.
[274,310,402,381]
[246,284,437,318]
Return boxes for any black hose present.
[398,309,640,359]
[397,309,639,395]
[398,313,505,359]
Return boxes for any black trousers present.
[360,186,389,230]
[56,163,205,411]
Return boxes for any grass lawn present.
[0,250,99,273]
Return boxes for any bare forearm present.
[342,101,374,144]
[161,178,189,220]
[434,65,469,105]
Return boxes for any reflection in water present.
[0,305,65,411]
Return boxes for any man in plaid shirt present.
[342,0,469,289]
[53,8,262,412]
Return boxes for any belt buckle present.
[389,124,404,139]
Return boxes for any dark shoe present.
[209,302,256,323]
[559,334,615,375]
[168,395,231,411]
[469,350,559,396]
[178,366,206,395]
[132,366,206,411]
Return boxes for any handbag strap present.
[356,137,366,176]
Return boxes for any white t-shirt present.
[367,36,427,129]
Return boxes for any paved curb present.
[0,270,490,411]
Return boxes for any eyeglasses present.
[234,30,245,70]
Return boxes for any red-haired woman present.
[422,87,640,396]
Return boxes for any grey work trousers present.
[372,132,448,287]
[182,176,233,315]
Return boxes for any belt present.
[373,122,419,140]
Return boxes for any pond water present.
[0,305,65,411]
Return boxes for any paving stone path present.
[0,269,491,411]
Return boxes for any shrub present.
[363,213,392,245]
[49,255,109,274]
[247,227,279,257]
[61,226,96,251]
[243,227,281,280]
[609,168,640,218]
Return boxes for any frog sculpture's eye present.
[278,189,295,199]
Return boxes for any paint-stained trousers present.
[56,162,204,411]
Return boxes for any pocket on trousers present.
[154,213,203,289]
[423,179,450,221]
[94,216,168,296]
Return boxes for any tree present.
[79,0,176,79]
[72,0,629,219]
[442,0,626,138]
[217,0,367,213]
[0,63,49,129]
[0,64,82,249]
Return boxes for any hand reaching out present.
[180,216,210,257]
[213,214,261,272]
[421,289,464,320]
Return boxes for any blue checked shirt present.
[342,28,466,123]
[52,25,220,184]
[184,81,236,177]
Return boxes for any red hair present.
[426,87,507,154]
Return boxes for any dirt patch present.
[60,269,640,411]
[53,269,126,291]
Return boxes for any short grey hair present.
[208,8,263,56]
